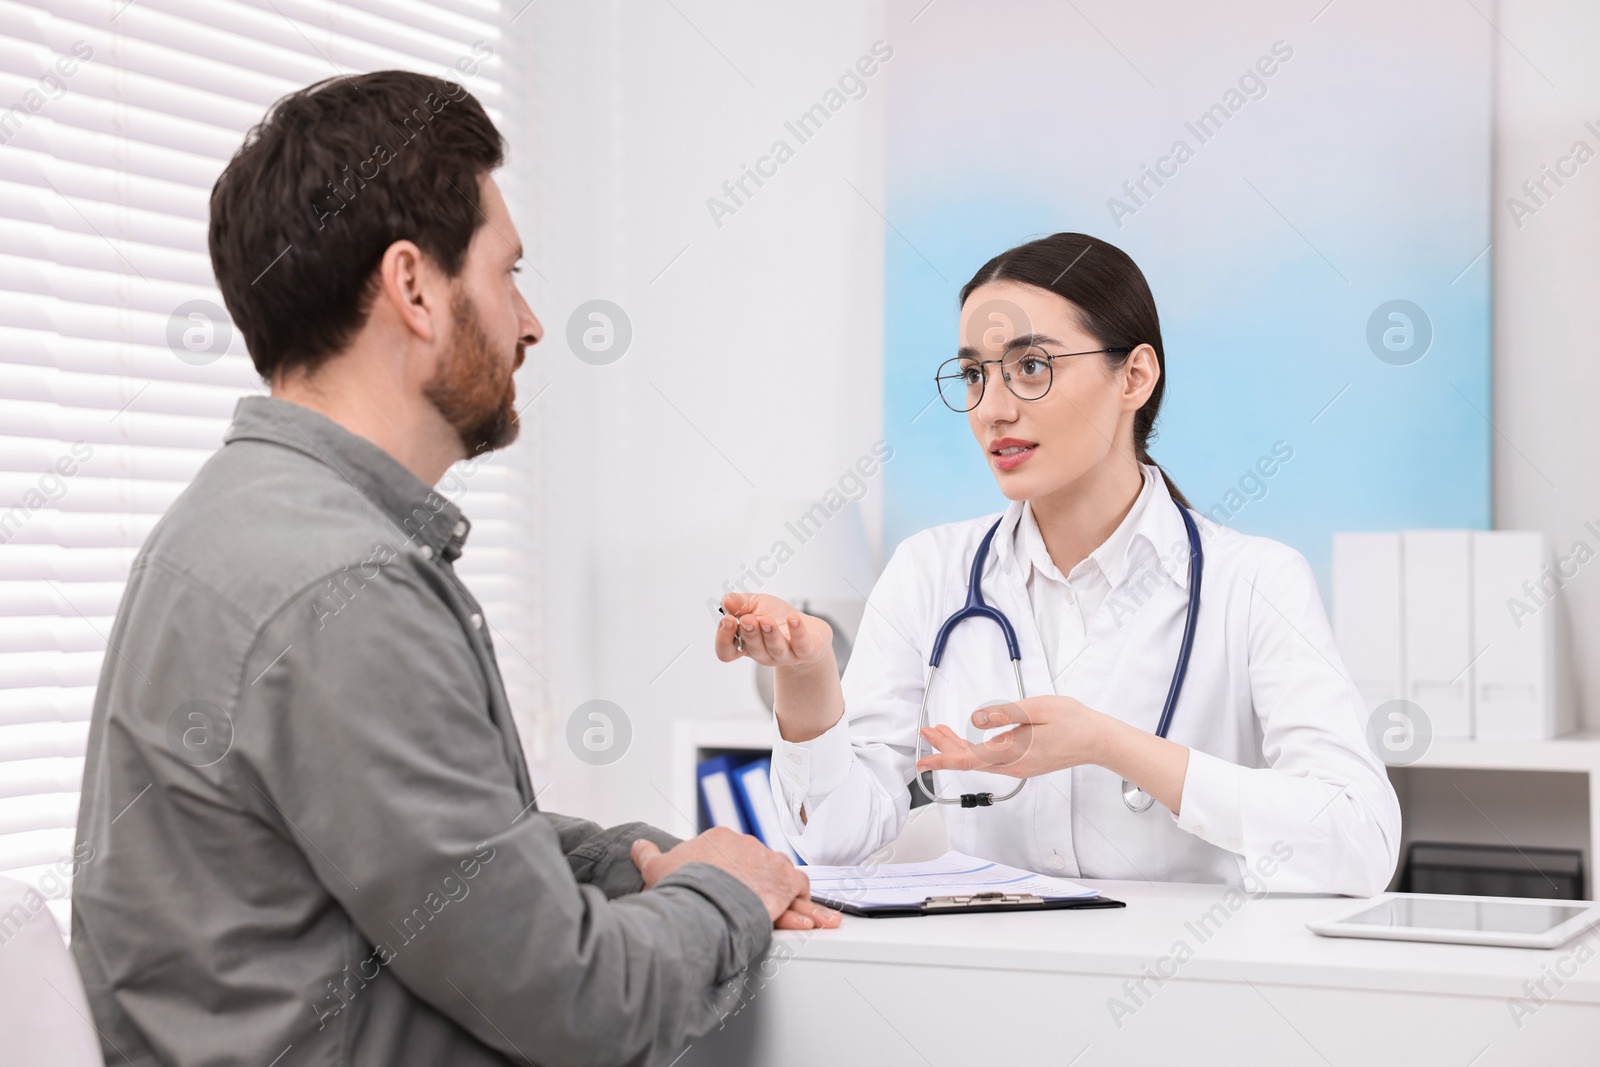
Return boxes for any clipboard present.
[813,889,1126,918]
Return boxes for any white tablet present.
[1307,892,1600,949]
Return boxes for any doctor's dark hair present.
[959,233,1190,509]
[208,70,505,381]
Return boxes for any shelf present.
[670,715,776,838]
[1397,730,1600,899]
[1406,729,1600,774]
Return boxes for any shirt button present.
[470,613,483,630]
[787,752,803,765]
[453,520,467,537]
[419,544,434,560]
[1047,854,1066,871]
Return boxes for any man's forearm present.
[392,841,774,1065]
[546,814,682,898]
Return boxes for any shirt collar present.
[222,396,472,563]
[992,463,1192,592]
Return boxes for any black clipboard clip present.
[923,891,1045,910]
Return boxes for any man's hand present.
[630,827,841,931]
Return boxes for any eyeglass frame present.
[934,343,1135,413]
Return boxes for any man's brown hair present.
[209,70,505,380]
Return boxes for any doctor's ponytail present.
[959,233,1190,510]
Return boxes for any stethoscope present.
[912,496,1203,812]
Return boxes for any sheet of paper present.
[804,850,1099,908]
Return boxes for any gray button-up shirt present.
[71,396,770,1067]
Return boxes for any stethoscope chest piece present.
[1121,779,1156,813]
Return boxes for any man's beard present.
[424,290,522,458]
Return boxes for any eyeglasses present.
[934,345,1132,413]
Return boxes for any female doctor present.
[715,233,1401,896]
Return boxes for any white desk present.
[680,879,1599,1066]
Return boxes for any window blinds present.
[0,0,539,935]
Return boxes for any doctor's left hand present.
[916,696,1104,779]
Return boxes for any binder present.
[730,758,799,862]
[1401,530,1474,738]
[696,755,749,834]
[814,892,1126,918]
[1332,532,1405,714]
[1471,531,1571,740]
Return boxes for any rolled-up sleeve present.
[235,558,771,1067]
[1173,544,1402,896]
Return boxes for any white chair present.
[0,877,104,1066]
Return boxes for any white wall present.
[1494,0,1600,731]
[517,1,888,831]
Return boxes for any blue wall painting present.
[881,0,1492,592]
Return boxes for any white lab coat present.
[771,465,1401,896]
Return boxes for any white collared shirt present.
[1015,473,1153,692]
[771,463,1401,895]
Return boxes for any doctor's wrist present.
[1085,711,1190,814]
[774,707,844,744]
[774,653,837,682]
[1082,708,1129,769]
[772,658,843,742]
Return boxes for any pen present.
[718,606,745,652]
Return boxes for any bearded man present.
[69,70,833,1067]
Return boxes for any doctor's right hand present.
[713,592,834,669]
[714,592,845,744]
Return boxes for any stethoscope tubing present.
[1154,501,1204,741]
[914,518,1026,806]
[915,497,1202,812]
